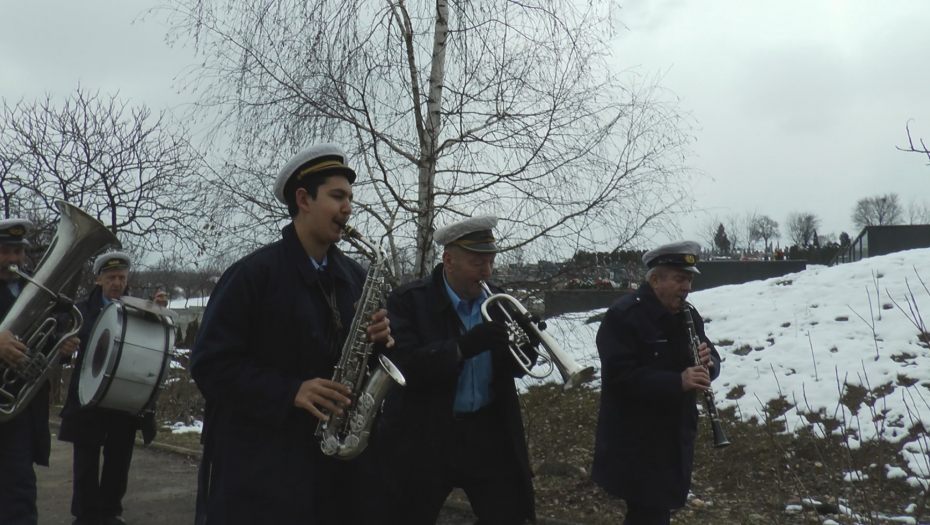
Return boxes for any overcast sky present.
[1,0,928,249]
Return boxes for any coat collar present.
[429,263,454,313]
[636,282,677,321]
[281,223,352,287]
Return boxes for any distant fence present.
[544,260,807,317]
[544,290,630,317]
[690,260,807,291]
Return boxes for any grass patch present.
[520,385,929,524]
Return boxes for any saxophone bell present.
[314,224,406,460]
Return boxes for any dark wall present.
[867,225,930,257]
[544,290,629,318]
[543,261,807,317]
[691,260,807,291]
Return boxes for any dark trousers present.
[388,405,527,525]
[0,413,38,525]
[623,502,671,525]
[71,425,136,521]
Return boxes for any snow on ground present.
[169,420,203,434]
[168,296,209,309]
[529,248,930,492]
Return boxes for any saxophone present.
[315,224,406,460]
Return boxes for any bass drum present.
[78,296,176,415]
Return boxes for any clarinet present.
[682,302,730,448]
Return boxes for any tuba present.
[315,224,406,460]
[0,201,120,422]
[480,282,596,391]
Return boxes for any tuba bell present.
[0,201,120,422]
[480,282,596,391]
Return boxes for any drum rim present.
[139,312,174,414]
[79,301,127,408]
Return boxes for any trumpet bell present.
[561,365,597,392]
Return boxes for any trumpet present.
[479,282,595,391]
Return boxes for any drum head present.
[78,302,124,407]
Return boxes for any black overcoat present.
[58,285,157,445]
[190,223,367,525]
[0,275,51,466]
[374,263,536,522]
[591,283,721,509]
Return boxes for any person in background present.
[59,251,168,525]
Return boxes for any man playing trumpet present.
[592,241,722,525]
[369,216,537,524]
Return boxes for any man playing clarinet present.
[592,241,722,525]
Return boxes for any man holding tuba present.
[592,241,721,525]
[190,144,392,525]
[0,218,79,525]
[369,216,537,524]
[58,251,168,525]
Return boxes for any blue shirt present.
[7,279,21,298]
[310,254,329,272]
[443,273,494,413]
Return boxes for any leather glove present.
[458,321,510,360]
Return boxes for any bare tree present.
[157,0,696,279]
[723,212,751,255]
[906,198,930,225]
[0,88,215,262]
[897,120,930,163]
[851,193,903,230]
[750,215,779,254]
[698,214,723,253]
[786,212,821,247]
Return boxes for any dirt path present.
[36,438,200,524]
[36,437,473,525]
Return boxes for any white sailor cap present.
[93,251,132,275]
[273,144,358,205]
[642,240,702,274]
[0,218,33,246]
[434,215,500,253]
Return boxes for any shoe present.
[103,518,127,525]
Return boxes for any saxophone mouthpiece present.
[342,224,363,241]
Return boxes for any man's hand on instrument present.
[698,343,713,368]
[294,378,353,422]
[366,308,393,348]
[58,336,80,357]
[0,330,27,368]
[153,289,169,308]
[681,365,711,392]
[458,321,509,360]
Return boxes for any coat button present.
[654,352,659,357]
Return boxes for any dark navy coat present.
[374,263,536,522]
[0,275,51,467]
[191,223,367,525]
[592,283,721,509]
[59,285,157,446]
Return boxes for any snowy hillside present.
[539,248,930,490]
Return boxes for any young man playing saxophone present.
[190,144,392,524]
